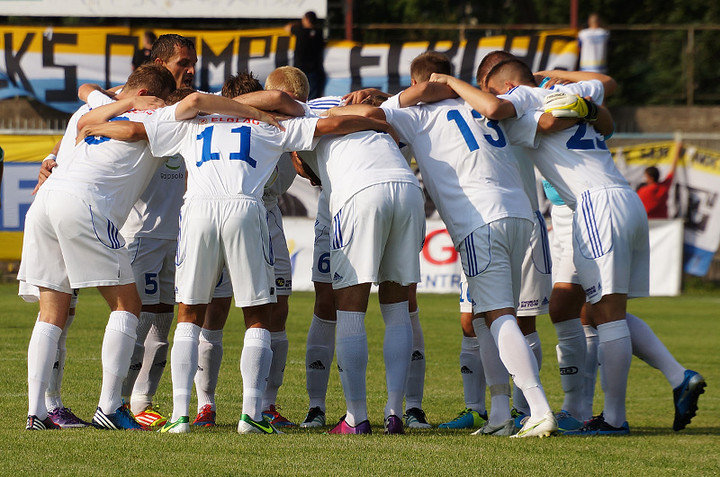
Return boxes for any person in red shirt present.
[637,142,681,218]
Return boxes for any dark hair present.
[304,11,318,25]
[645,166,660,183]
[166,87,196,105]
[485,58,536,88]
[476,50,515,88]
[144,31,157,45]
[151,34,195,62]
[124,63,176,98]
[410,51,452,83]
[222,72,263,98]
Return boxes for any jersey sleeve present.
[557,80,605,104]
[380,92,402,110]
[381,106,419,145]
[499,86,540,118]
[279,116,320,152]
[502,113,540,149]
[86,90,115,109]
[143,104,191,158]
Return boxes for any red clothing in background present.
[637,172,674,218]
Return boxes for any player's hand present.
[32,158,57,195]
[257,111,285,131]
[541,77,572,89]
[543,93,587,118]
[132,95,165,111]
[429,73,452,85]
[76,125,96,144]
[343,88,384,105]
[290,151,321,186]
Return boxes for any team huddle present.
[19,34,706,436]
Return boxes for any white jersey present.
[382,97,535,246]
[501,81,628,209]
[143,104,319,201]
[42,108,165,228]
[53,90,114,168]
[262,153,297,210]
[578,28,610,73]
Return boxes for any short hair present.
[645,166,660,183]
[485,58,537,89]
[222,72,263,98]
[166,87,196,105]
[361,93,388,107]
[410,51,452,83]
[265,66,309,102]
[304,11,318,25]
[124,63,176,98]
[151,34,195,63]
[476,50,515,88]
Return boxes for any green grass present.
[1,283,718,476]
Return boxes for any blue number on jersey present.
[566,122,607,151]
[229,126,257,168]
[196,126,220,166]
[84,116,130,145]
[448,109,507,151]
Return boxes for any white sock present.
[131,311,173,414]
[405,309,426,411]
[581,325,599,421]
[513,331,542,416]
[195,328,223,413]
[598,320,632,428]
[170,322,201,421]
[45,312,74,411]
[626,313,686,388]
[554,318,586,417]
[305,315,336,411]
[335,310,368,426]
[98,311,138,415]
[490,314,551,418]
[472,318,511,426]
[28,321,63,419]
[263,331,289,410]
[122,311,153,403]
[240,327,273,421]
[459,336,486,414]
[380,301,412,418]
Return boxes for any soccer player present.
[434,59,705,434]
[19,64,177,430]
[295,96,425,436]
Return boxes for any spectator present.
[578,13,609,73]
[636,142,682,219]
[132,31,157,70]
[0,146,3,208]
[285,11,326,99]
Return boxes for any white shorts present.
[18,282,79,308]
[268,204,292,296]
[18,189,134,295]
[517,211,552,317]
[175,198,276,307]
[573,186,650,303]
[459,273,473,314]
[457,217,532,314]
[212,267,233,299]
[312,191,332,284]
[127,237,176,305]
[550,204,579,285]
[330,182,424,289]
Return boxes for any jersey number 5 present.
[196,125,258,168]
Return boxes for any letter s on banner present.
[422,228,457,265]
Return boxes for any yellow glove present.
[543,92,588,118]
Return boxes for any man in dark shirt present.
[637,142,681,218]
[132,31,158,70]
[286,11,326,99]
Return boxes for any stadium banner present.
[0,25,578,113]
[613,142,720,276]
[0,0,327,19]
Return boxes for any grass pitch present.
[0,283,718,476]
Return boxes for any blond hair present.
[265,66,310,102]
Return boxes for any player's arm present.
[314,115,398,142]
[323,104,387,121]
[174,92,283,129]
[290,151,321,186]
[396,81,457,107]
[32,140,61,194]
[534,70,617,97]
[537,114,581,133]
[77,121,148,144]
[429,73,517,120]
[543,92,614,136]
[76,96,165,131]
[232,90,305,117]
[78,83,116,102]
[342,88,391,105]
